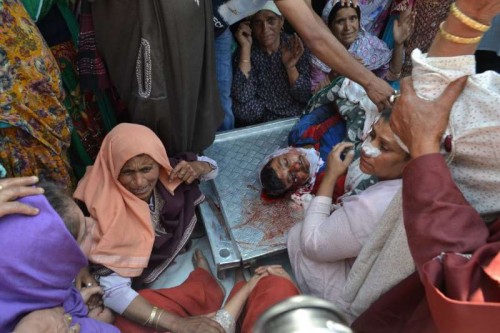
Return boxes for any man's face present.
[270,150,311,191]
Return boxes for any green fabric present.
[21,0,59,21]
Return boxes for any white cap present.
[260,1,282,16]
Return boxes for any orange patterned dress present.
[0,0,74,188]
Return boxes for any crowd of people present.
[1,0,499,332]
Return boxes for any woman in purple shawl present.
[0,183,118,333]
[310,0,415,92]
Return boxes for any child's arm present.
[223,273,267,320]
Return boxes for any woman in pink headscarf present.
[73,123,224,332]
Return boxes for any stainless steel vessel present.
[254,295,353,333]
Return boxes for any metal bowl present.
[253,295,353,333]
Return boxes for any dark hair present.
[260,161,288,198]
[328,2,361,27]
[40,181,80,239]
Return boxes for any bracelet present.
[240,59,250,63]
[154,310,164,330]
[143,306,159,326]
[450,3,490,32]
[286,65,296,70]
[439,22,482,44]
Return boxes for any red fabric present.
[227,275,300,333]
[352,154,500,333]
[114,268,224,333]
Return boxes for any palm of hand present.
[393,20,410,44]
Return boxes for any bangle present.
[240,59,250,63]
[286,65,296,70]
[154,310,164,330]
[143,306,159,326]
[450,3,490,32]
[439,22,482,44]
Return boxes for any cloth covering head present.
[73,123,182,277]
[0,194,118,332]
[259,0,282,16]
[317,0,391,73]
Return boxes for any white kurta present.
[412,50,500,217]
[287,178,402,303]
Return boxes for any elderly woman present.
[287,109,410,305]
[311,0,415,92]
[73,123,225,332]
[231,1,311,127]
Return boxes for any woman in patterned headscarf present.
[310,0,415,92]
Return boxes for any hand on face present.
[390,76,467,158]
[0,176,43,218]
[235,20,253,49]
[281,33,305,69]
[325,142,355,179]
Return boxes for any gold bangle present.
[143,306,158,326]
[439,22,482,44]
[154,310,164,330]
[450,3,490,32]
[240,59,250,63]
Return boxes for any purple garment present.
[0,194,118,333]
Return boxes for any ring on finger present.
[389,90,401,104]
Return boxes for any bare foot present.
[192,249,226,295]
[192,249,210,272]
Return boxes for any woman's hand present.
[456,0,500,25]
[0,176,43,218]
[281,33,304,70]
[13,307,80,333]
[79,285,105,312]
[75,266,97,290]
[75,266,102,310]
[325,142,355,179]
[393,7,416,46]
[234,21,253,49]
[169,160,211,184]
[170,316,225,333]
[88,306,115,324]
[390,76,467,158]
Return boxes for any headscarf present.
[314,0,392,73]
[73,123,182,277]
[0,194,118,333]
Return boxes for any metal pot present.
[253,295,353,333]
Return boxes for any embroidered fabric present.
[149,187,166,235]
[136,38,152,98]
[213,309,236,333]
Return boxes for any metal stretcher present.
[199,118,305,275]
